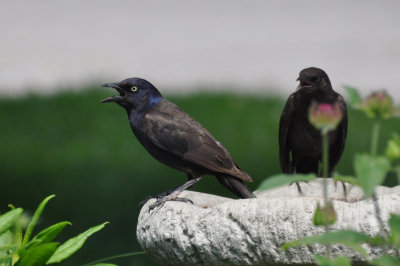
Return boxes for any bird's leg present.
[294,182,304,196]
[341,181,347,196]
[288,177,308,196]
[148,177,202,210]
[289,159,306,196]
[333,180,348,199]
[289,179,306,196]
[139,185,180,206]
[331,169,348,199]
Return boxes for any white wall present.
[1,1,399,98]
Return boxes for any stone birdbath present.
[137,179,400,265]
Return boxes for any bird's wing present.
[279,94,295,173]
[329,95,348,170]
[144,101,253,182]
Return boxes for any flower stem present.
[322,130,329,229]
[82,251,146,265]
[371,119,381,158]
[373,192,388,237]
[322,130,329,179]
[370,119,387,238]
[322,130,331,256]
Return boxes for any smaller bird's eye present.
[130,86,138,92]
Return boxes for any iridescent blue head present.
[101,77,163,111]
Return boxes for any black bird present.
[101,78,255,209]
[279,67,348,177]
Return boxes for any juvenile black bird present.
[279,67,348,176]
[101,78,255,209]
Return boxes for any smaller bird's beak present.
[296,75,311,88]
[100,82,125,103]
[296,75,305,82]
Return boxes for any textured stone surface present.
[137,179,400,265]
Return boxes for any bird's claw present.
[173,197,194,204]
[289,181,306,196]
[148,196,193,211]
[148,199,167,211]
[334,180,348,199]
[139,189,176,207]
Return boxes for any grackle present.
[279,67,348,179]
[101,78,256,209]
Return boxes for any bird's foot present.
[334,180,348,199]
[148,195,193,211]
[295,181,304,196]
[142,177,202,211]
[290,181,309,196]
[139,188,177,206]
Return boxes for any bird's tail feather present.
[216,175,256,199]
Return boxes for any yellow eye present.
[130,86,138,92]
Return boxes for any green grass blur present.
[0,87,399,265]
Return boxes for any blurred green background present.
[1,88,399,265]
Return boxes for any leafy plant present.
[0,195,109,265]
[308,101,343,233]
[385,133,400,163]
[385,133,400,184]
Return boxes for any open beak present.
[296,76,312,88]
[100,82,125,103]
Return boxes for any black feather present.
[101,78,255,204]
[279,67,348,175]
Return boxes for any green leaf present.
[9,206,26,248]
[354,154,391,197]
[47,222,108,264]
[33,221,71,244]
[17,239,43,257]
[0,243,19,252]
[313,204,325,226]
[388,214,400,248]
[367,235,385,246]
[0,241,18,264]
[17,242,58,266]
[90,264,118,266]
[10,221,23,248]
[256,173,316,191]
[82,251,146,265]
[344,86,362,107]
[0,255,12,265]
[282,230,370,258]
[19,222,70,257]
[0,208,23,236]
[332,173,359,186]
[23,195,55,245]
[0,230,14,258]
[313,202,336,226]
[372,255,400,266]
[385,133,400,162]
[315,255,350,266]
[395,166,400,185]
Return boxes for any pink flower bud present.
[308,101,343,132]
[362,90,395,119]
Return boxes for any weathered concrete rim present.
[137,179,400,265]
